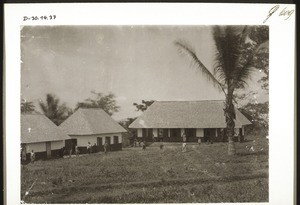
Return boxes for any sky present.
[21,26,267,121]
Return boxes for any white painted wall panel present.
[51,140,64,150]
[26,142,46,153]
[196,128,204,137]
[70,133,123,146]
[72,135,97,147]
[153,129,157,137]
[137,129,143,138]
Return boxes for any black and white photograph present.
[4,3,295,205]
[19,24,270,203]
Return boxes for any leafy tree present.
[133,100,155,112]
[245,26,269,91]
[239,102,269,136]
[39,94,70,125]
[21,99,36,114]
[175,26,268,155]
[76,91,120,116]
[119,117,137,136]
[119,117,138,147]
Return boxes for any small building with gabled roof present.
[129,101,251,142]
[59,108,127,153]
[21,114,70,160]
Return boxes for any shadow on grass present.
[236,151,268,156]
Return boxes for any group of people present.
[21,146,35,163]
[87,141,109,154]
[65,141,110,158]
[133,139,146,150]
[181,132,202,152]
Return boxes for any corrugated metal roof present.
[21,114,70,143]
[59,108,127,135]
[129,101,251,129]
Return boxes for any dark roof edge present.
[68,131,127,136]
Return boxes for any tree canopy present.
[133,100,155,112]
[21,99,36,114]
[76,91,120,116]
[39,94,71,125]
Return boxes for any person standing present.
[142,141,146,150]
[30,150,35,163]
[87,142,91,154]
[182,143,187,153]
[198,138,201,146]
[104,142,109,154]
[75,145,79,156]
[182,131,187,143]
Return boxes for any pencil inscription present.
[263,5,294,23]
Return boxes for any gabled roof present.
[21,114,70,143]
[59,108,127,135]
[129,101,251,129]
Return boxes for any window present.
[114,136,119,144]
[105,136,111,144]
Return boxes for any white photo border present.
[4,3,296,205]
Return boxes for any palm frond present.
[213,26,244,84]
[174,40,226,96]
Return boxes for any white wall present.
[25,142,45,153]
[25,140,65,153]
[51,140,64,150]
[196,128,204,137]
[153,129,157,137]
[70,133,122,147]
[137,129,143,138]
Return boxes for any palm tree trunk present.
[225,86,236,155]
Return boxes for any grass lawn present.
[21,134,268,203]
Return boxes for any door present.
[204,129,216,143]
[97,137,103,146]
[185,128,196,142]
[170,129,181,142]
[46,141,51,158]
[158,129,164,141]
[113,136,119,144]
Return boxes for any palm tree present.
[39,94,69,125]
[21,99,35,114]
[175,26,267,155]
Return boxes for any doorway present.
[204,129,216,143]
[65,139,77,153]
[46,141,51,158]
[97,137,103,146]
